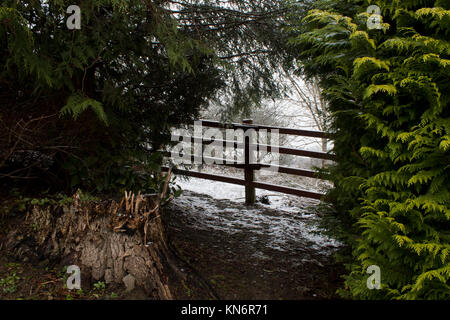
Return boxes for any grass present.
[0,272,20,294]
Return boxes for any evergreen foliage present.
[288,0,450,299]
[0,0,290,194]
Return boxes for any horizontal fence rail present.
[198,120,331,139]
[170,135,335,161]
[163,119,334,204]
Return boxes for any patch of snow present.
[171,186,343,255]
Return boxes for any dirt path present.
[166,190,345,300]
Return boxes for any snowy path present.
[173,177,341,253]
[167,176,344,299]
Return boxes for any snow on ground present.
[175,174,315,213]
[171,171,343,256]
[173,165,332,213]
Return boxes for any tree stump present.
[1,191,175,299]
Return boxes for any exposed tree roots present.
[1,191,177,299]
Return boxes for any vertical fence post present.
[243,119,256,205]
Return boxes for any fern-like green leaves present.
[289,0,450,300]
[61,93,108,125]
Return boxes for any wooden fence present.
[162,119,334,204]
